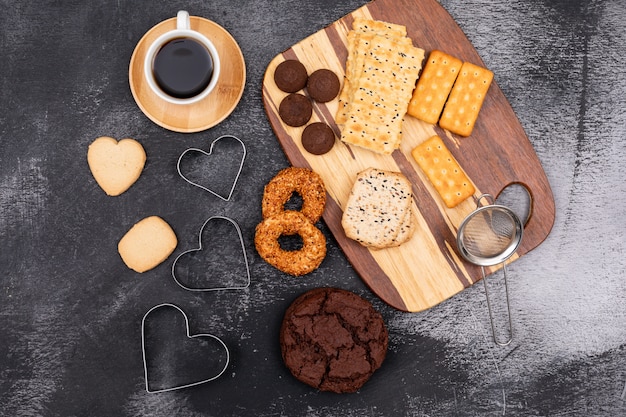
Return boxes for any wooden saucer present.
[129,16,246,133]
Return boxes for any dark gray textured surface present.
[1,0,625,415]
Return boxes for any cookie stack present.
[341,168,415,249]
[274,60,340,156]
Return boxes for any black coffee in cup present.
[152,37,214,99]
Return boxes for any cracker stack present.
[336,18,425,155]
[342,168,415,249]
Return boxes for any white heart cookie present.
[87,136,146,196]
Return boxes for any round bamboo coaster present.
[129,16,246,133]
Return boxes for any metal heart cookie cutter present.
[142,303,230,393]
[171,216,251,292]
[177,134,246,201]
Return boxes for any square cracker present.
[351,17,407,37]
[337,29,412,124]
[336,18,409,123]
[439,61,493,137]
[407,50,463,124]
[341,168,414,249]
[394,206,416,246]
[340,36,424,154]
[411,135,475,208]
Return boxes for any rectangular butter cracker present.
[407,50,462,124]
[411,135,475,208]
[439,61,493,137]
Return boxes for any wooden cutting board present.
[261,0,555,312]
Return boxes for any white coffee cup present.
[143,10,221,105]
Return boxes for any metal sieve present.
[457,194,523,346]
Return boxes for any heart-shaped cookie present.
[142,303,230,393]
[176,135,246,201]
[87,136,146,196]
[171,216,251,292]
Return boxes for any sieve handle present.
[476,193,495,208]
[481,263,513,346]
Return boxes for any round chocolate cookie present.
[306,69,340,103]
[301,122,335,155]
[278,93,312,127]
[280,287,388,393]
[274,60,308,93]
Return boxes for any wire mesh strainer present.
[457,194,523,346]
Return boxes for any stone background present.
[1,0,624,415]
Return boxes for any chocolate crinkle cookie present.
[280,287,388,393]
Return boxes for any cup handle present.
[176,10,190,30]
